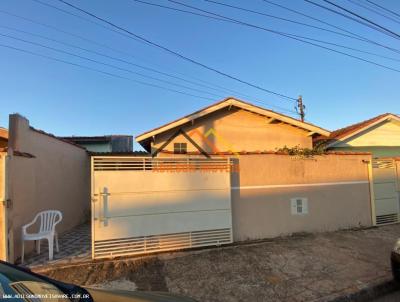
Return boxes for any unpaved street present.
[38,224,400,302]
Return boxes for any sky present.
[0,0,399,150]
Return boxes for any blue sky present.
[0,0,399,150]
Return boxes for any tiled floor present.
[23,223,91,268]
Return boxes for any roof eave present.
[136,97,330,142]
[327,114,400,148]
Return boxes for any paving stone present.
[24,223,91,267]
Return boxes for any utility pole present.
[296,95,305,122]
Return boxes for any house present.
[90,97,373,257]
[0,127,7,149]
[136,97,330,156]
[323,113,400,157]
[60,135,133,153]
[323,113,400,225]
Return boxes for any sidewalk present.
[35,224,400,302]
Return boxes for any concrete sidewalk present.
[35,224,400,302]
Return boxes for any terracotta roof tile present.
[315,113,398,145]
[329,113,394,140]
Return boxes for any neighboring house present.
[323,113,400,157]
[136,97,330,156]
[323,113,400,226]
[60,135,133,153]
[0,127,7,149]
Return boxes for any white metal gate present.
[91,156,233,259]
[372,158,400,225]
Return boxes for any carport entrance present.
[91,156,232,259]
[372,158,400,225]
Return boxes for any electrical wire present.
[0,9,286,107]
[304,0,400,40]
[56,0,298,101]
[345,0,400,25]
[0,42,217,101]
[199,0,400,62]
[166,0,400,72]
[261,0,400,56]
[366,0,400,19]
[321,0,400,39]
[0,31,223,98]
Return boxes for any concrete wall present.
[151,107,313,155]
[0,152,6,260]
[231,154,372,241]
[7,114,90,262]
[330,146,400,158]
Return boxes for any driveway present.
[36,224,400,302]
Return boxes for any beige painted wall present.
[151,108,312,155]
[0,152,6,260]
[7,114,90,262]
[231,154,372,241]
[397,160,400,189]
[334,119,400,147]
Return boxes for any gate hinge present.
[1,199,12,208]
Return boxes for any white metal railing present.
[372,159,395,169]
[93,156,233,172]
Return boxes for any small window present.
[296,199,303,213]
[174,143,187,154]
[291,198,308,215]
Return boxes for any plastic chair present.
[21,210,62,263]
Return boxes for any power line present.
[166,0,400,73]
[204,0,368,41]
[261,0,400,55]
[0,24,231,95]
[56,0,298,101]
[321,0,400,39]
[200,0,400,62]
[0,9,282,106]
[304,0,400,40]
[0,31,223,98]
[2,29,297,115]
[0,42,217,101]
[28,0,143,44]
[345,0,400,25]
[124,0,228,22]
[365,0,400,19]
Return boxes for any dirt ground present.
[36,224,400,302]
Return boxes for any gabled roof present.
[136,97,330,147]
[0,127,8,141]
[325,113,400,148]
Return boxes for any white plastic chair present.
[21,210,62,263]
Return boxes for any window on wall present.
[291,198,308,215]
[174,142,187,154]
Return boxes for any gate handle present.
[100,187,110,226]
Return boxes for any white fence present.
[91,156,233,259]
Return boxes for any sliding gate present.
[91,156,233,259]
[372,158,400,225]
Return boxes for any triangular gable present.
[136,97,330,149]
[327,114,400,148]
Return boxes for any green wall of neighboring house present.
[331,146,400,158]
[80,143,112,153]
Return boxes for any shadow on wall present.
[6,114,90,263]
